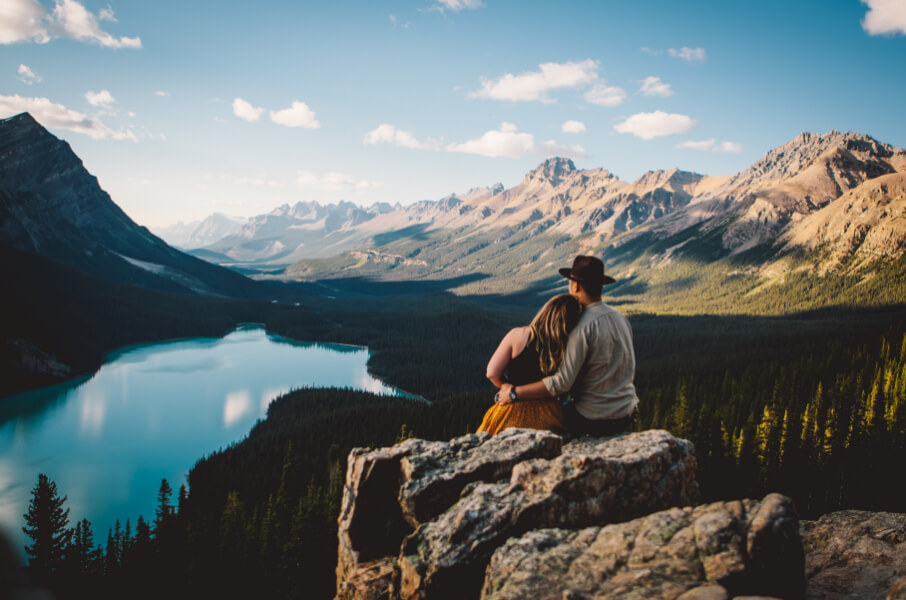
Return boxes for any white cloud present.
[0,0,141,48]
[613,111,697,140]
[85,89,115,108]
[51,0,141,48]
[861,0,906,35]
[584,82,627,107]
[639,76,674,97]
[296,171,382,193]
[446,122,586,159]
[561,120,586,134]
[677,139,742,153]
[232,97,265,122]
[0,93,136,140]
[269,101,320,129]
[434,0,484,11]
[470,59,599,103]
[17,64,42,84]
[0,0,49,44]
[447,122,535,158]
[155,90,169,97]
[363,124,438,150]
[668,46,706,63]
[640,47,662,56]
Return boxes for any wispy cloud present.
[363,124,438,150]
[470,59,599,103]
[17,64,42,84]
[270,101,320,129]
[613,111,697,140]
[861,0,906,35]
[232,97,265,122]
[639,76,674,97]
[296,171,381,193]
[221,175,282,188]
[433,0,484,12]
[389,14,414,29]
[98,4,116,22]
[0,0,141,48]
[537,140,588,160]
[668,46,706,63]
[562,120,586,134]
[677,138,742,153]
[85,89,115,108]
[155,90,170,97]
[0,93,136,140]
[584,81,627,107]
[640,47,662,56]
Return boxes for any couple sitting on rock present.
[479,255,639,438]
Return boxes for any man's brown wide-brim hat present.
[558,255,616,286]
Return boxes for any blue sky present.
[2,0,905,228]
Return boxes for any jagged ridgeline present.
[192,132,906,312]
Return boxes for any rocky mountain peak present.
[1,112,257,296]
[524,157,578,187]
[727,130,901,190]
[632,168,703,189]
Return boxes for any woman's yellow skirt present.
[477,398,565,435]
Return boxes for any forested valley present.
[14,270,906,599]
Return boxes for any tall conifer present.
[22,473,72,579]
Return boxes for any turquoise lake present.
[0,325,406,554]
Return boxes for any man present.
[498,255,639,437]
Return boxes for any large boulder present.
[336,428,563,596]
[337,429,698,600]
[801,510,906,600]
[398,430,699,600]
[481,493,804,600]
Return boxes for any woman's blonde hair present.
[528,294,582,376]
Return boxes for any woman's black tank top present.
[505,342,544,386]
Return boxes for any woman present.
[478,294,582,435]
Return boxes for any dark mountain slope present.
[0,112,270,298]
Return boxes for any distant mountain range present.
[187,129,906,308]
[152,213,247,250]
[3,109,904,312]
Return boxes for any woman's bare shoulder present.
[506,326,530,355]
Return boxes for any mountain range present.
[152,213,247,250]
[2,110,905,313]
[183,129,905,309]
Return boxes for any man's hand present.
[497,383,515,405]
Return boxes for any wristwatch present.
[509,387,518,402]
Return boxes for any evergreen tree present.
[22,473,72,579]
[177,484,188,515]
[77,519,94,573]
[105,528,119,575]
[154,478,174,534]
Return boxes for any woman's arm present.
[486,327,526,388]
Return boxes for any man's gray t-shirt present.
[542,301,639,420]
